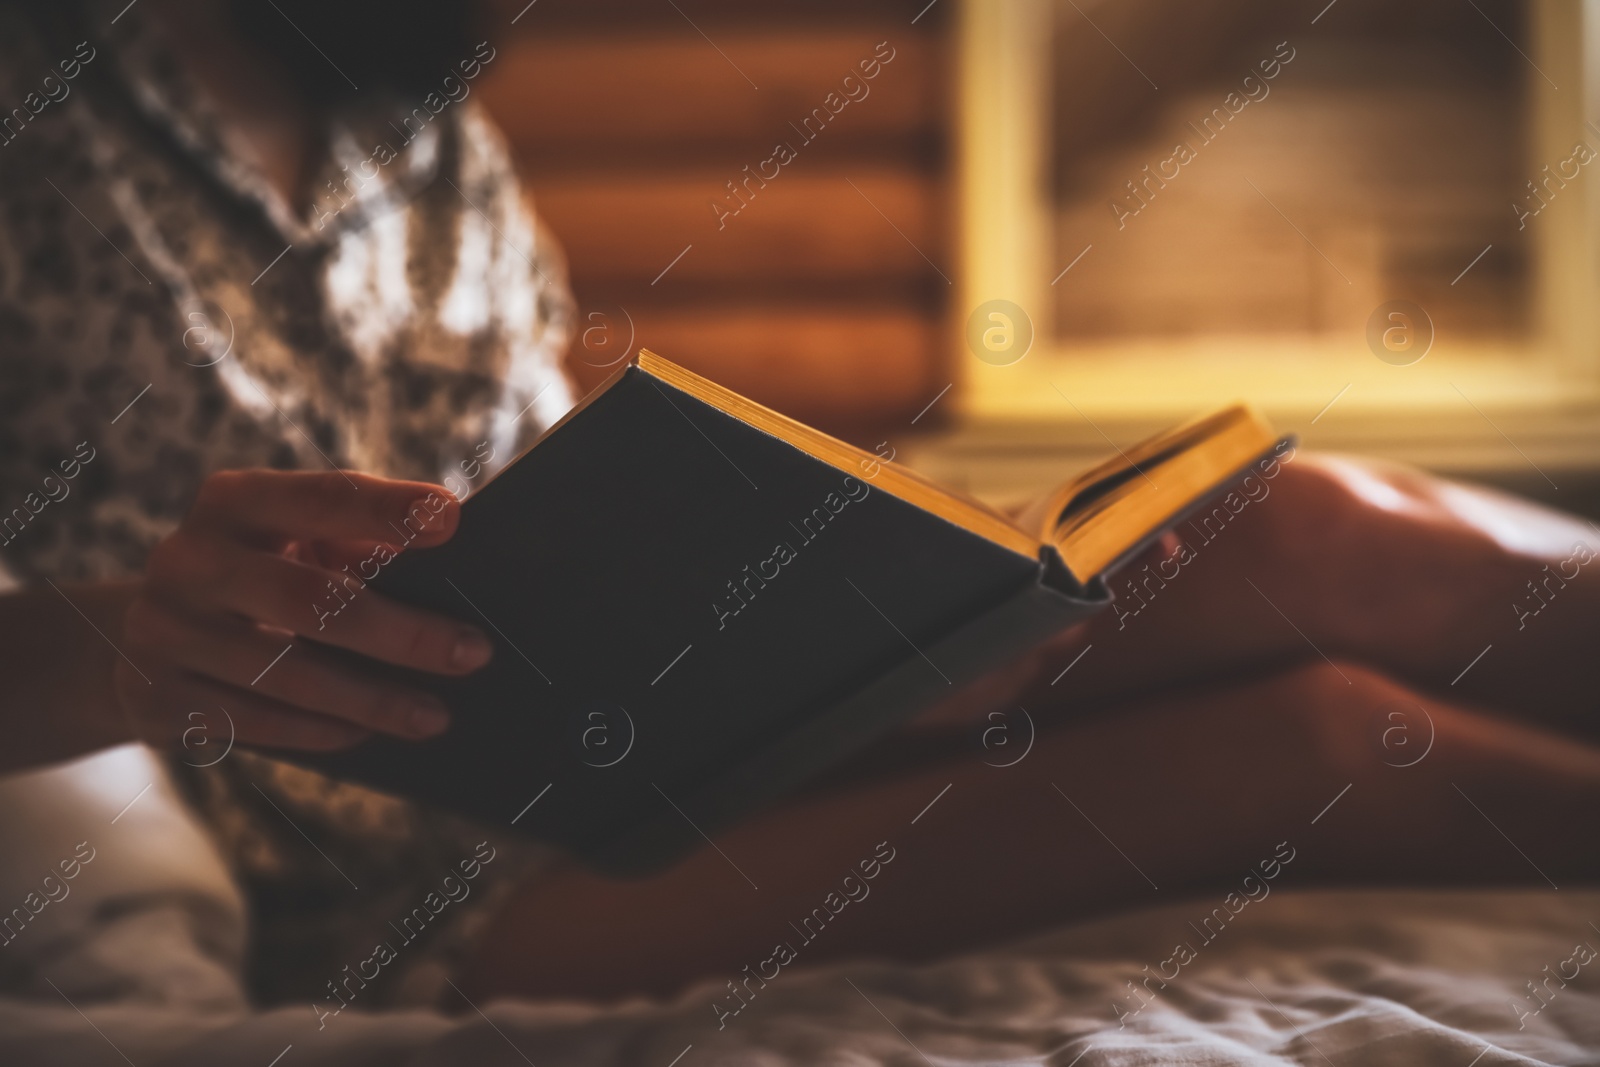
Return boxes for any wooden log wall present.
[478,0,953,438]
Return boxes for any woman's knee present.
[1228,658,1429,781]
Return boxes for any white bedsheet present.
[2,746,1596,1066]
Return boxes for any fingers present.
[118,661,372,754]
[125,467,486,756]
[152,534,493,675]
[189,469,460,549]
[288,538,400,572]
[125,598,453,740]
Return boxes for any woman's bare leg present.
[460,659,1600,1002]
[942,455,1600,745]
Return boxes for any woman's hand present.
[114,469,492,753]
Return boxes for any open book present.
[300,351,1283,873]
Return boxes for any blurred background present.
[476,0,949,436]
[477,0,1600,514]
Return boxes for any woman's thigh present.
[459,659,1600,1002]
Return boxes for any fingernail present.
[410,699,451,736]
[451,631,494,670]
[399,494,452,538]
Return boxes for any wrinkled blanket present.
[3,747,1596,1066]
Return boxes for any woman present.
[2,0,1597,1028]
[0,0,575,1007]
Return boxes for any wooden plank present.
[531,169,946,287]
[563,304,945,428]
[479,33,940,156]
[486,0,946,32]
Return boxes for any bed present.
[2,746,1595,1066]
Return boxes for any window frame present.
[949,0,1600,475]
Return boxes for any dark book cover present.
[297,363,1104,874]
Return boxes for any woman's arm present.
[0,581,139,774]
